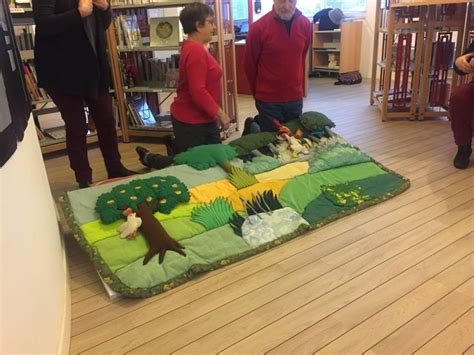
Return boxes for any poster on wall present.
[0,0,31,167]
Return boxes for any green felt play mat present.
[60,118,410,298]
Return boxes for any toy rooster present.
[272,119,311,158]
[117,208,142,240]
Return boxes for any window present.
[232,0,249,21]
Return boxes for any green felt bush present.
[173,144,238,170]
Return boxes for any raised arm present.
[32,0,90,36]
[92,0,112,29]
[454,42,474,76]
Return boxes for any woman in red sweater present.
[137,2,230,168]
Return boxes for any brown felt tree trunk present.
[136,202,186,265]
[219,161,234,174]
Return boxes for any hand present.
[78,0,93,17]
[92,0,109,11]
[217,108,230,130]
[455,53,474,74]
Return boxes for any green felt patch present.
[161,216,207,241]
[308,144,371,174]
[244,155,282,175]
[115,225,250,289]
[302,173,408,226]
[279,162,386,214]
[94,235,149,273]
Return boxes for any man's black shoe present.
[108,166,138,179]
[242,117,254,136]
[163,135,175,156]
[453,145,472,170]
[78,181,91,189]
[136,146,151,167]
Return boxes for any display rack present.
[370,3,426,120]
[418,3,467,120]
[369,0,471,121]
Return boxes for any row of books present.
[16,28,34,51]
[126,94,172,129]
[23,62,49,101]
[114,11,148,47]
[121,52,180,88]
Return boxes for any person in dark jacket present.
[312,8,343,31]
[449,42,474,169]
[33,0,136,188]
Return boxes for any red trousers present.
[49,91,122,183]
[449,82,474,146]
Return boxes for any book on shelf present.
[43,126,96,141]
[118,13,141,47]
[15,27,34,50]
[127,94,158,127]
[22,62,49,101]
[121,52,180,88]
[126,93,174,130]
[44,126,66,140]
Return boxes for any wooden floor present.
[44,78,474,354]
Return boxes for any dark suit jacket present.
[32,0,112,98]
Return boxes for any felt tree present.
[174,144,258,189]
[96,176,190,264]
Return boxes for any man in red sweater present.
[243,0,311,134]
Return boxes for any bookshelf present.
[9,7,122,153]
[108,0,239,142]
[311,21,362,74]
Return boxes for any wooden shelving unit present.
[311,21,362,74]
[108,0,238,142]
[369,0,472,121]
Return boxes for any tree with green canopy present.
[95,176,190,264]
[174,144,258,189]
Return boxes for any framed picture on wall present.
[150,17,179,47]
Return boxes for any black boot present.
[78,181,91,189]
[453,145,472,169]
[136,146,174,169]
[107,165,138,179]
[136,146,151,167]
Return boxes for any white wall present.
[0,119,70,354]
[360,0,377,79]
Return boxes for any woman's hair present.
[179,2,214,35]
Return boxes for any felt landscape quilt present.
[60,115,410,298]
